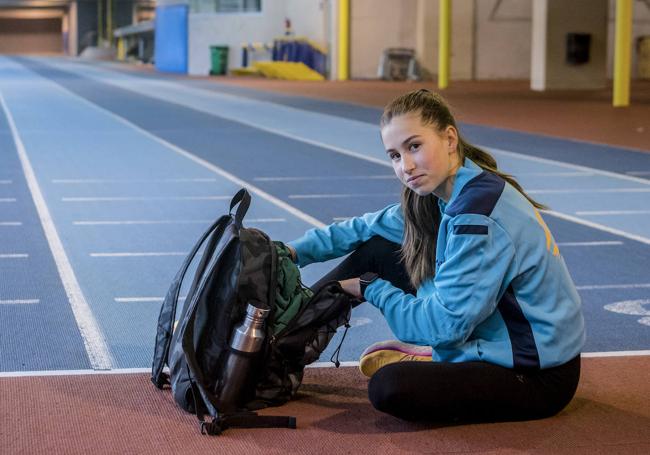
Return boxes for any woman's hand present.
[339,277,362,299]
[287,244,297,262]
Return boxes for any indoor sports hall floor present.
[0,56,648,453]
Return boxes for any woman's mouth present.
[407,175,424,186]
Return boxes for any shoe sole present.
[361,340,432,358]
[359,348,432,378]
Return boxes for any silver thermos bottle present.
[216,302,270,412]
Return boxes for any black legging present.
[313,236,581,422]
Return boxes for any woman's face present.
[381,113,459,200]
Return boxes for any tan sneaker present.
[359,340,432,377]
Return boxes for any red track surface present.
[2,357,649,454]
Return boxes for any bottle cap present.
[246,302,270,320]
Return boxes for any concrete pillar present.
[531,0,608,90]
[66,2,78,56]
[328,0,342,80]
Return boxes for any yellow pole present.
[438,0,451,89]
[107,0,112,46]
[613,0,632,107]
[117,37,125,60]
[338,0,350,81]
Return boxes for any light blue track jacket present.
[289,159,585,369]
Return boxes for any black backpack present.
[151,189,354,435]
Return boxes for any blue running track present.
[0,56,648,373]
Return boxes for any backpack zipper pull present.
[329,322,351,368]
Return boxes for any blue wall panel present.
[154,4,188,74]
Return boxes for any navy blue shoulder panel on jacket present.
[445,171,505,217]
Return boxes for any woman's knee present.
[351,236,401,264]
[367,363,415,419]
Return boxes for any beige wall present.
[285,0,327,46]
[350,0,418,79]
[532,0,608,90]
[475,0,532,79]
[351,0,530,81]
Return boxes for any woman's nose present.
[401,156,415,174]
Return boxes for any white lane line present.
[73,218,286,225]
[114,296,187,303]
[2,350,650,377]
[576,209,650,216]
[90,252,186,257]
[30,59,650,246]
[543,210,650,246]
[0,299,39,304]
[0,254,28,258]
[0,92,114,371]
[50,59,650,192]
[308,361,360,368]
[53,178,218,183]
[0,368,153,377]
[0,179,13,184]
[0,221,22,226]
[528,188,650,194]
[0,363,356,378]
[62,196,230,202]
[126,77,394,169]
[581,350,650,357]
[0,198,17,202]
[556,241,623,247]
[487,147,650,186]
[40,82,326,230]
[68,60,650,191]
[513,172,594,177]
[289,193,398,199]
[254,175,394,182]
[576,283,650,290]
[36,60,650,245]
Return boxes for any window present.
[189,0,261,14]
[216,0,261,12]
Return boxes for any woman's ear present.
[445,126,459,153]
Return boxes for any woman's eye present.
[408,143,421,152]
[389,152,400,161]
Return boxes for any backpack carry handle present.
[230,188,251,226]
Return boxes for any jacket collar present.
[437,157,483,213]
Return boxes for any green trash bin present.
[210,46,229,75]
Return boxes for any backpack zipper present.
[268,280,344,345]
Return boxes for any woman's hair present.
[381,89,545,288]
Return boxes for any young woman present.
[287,89,585,423]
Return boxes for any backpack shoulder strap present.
[151,189,250,388]
[151,215,228,388]
[201,412,296,436]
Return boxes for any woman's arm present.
[365,215,515,347]
[287,203,404,267]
